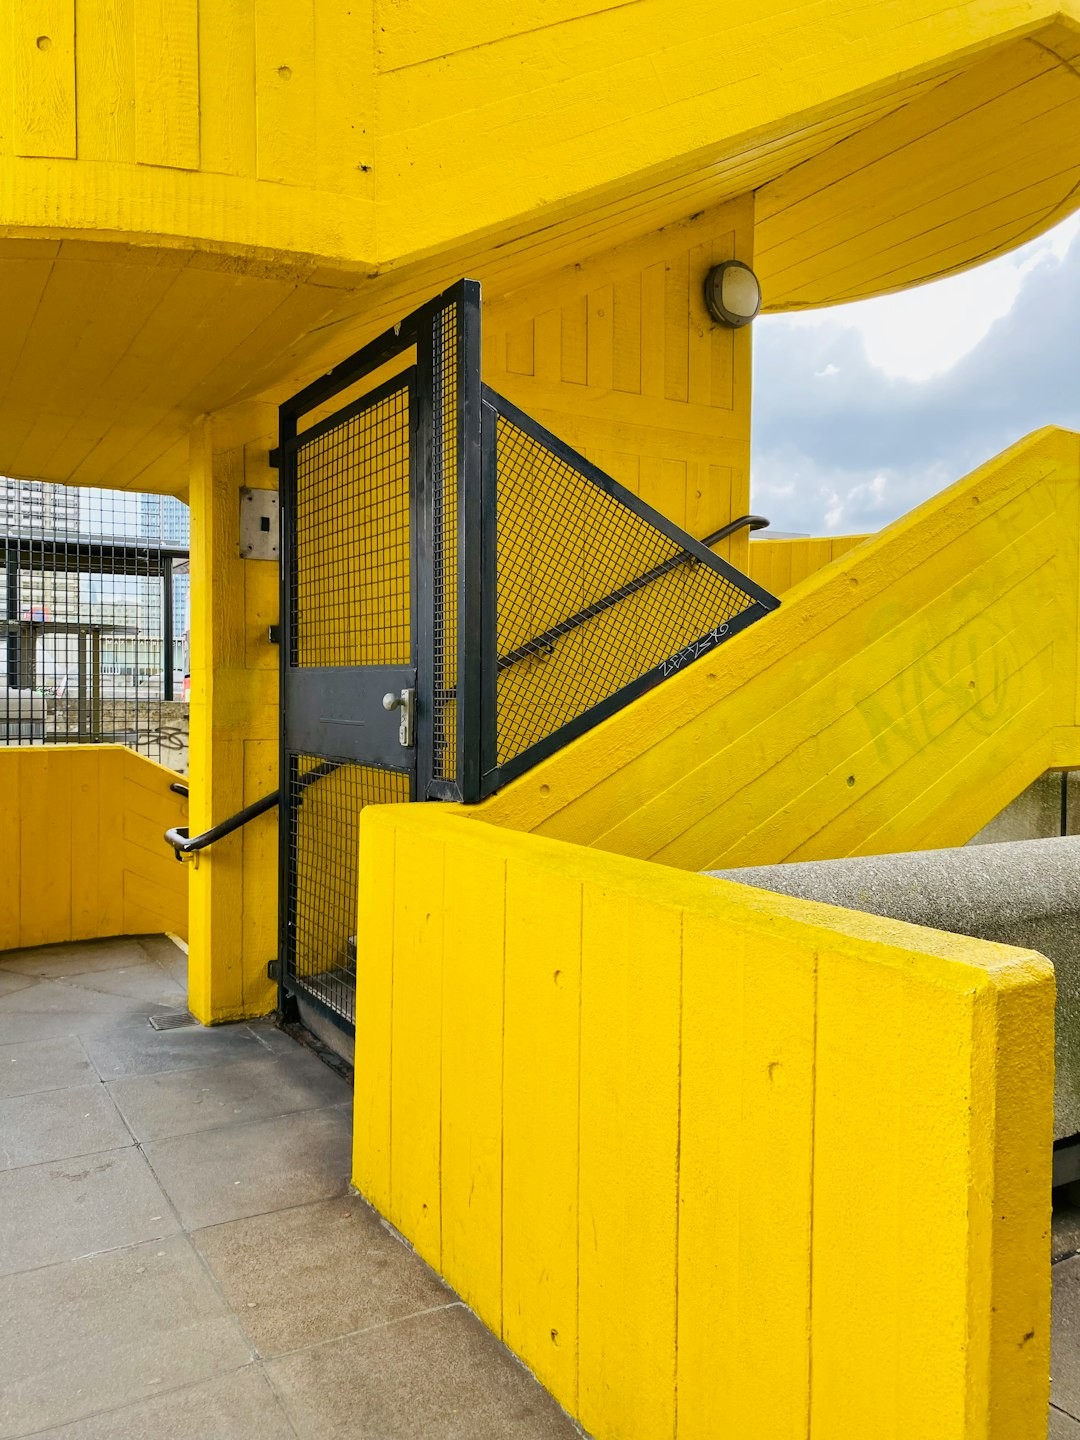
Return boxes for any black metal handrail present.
[497,514,771,672]
[700,513,771,547]
[165,761,339,859]
[165,791,279,859]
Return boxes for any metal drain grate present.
[148,1011,197,1031]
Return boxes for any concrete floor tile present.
[0,979,150,1047]
[64,962,187,1010]
[0,1034,94,1098]
[266,1305,579,1440]
[0,1082,132,1169]
[0,970,37,998]
[23,1367,296,1440]
[249,1021,321,1058]
[0,1235,253,1438]
[80,1013,265,1080]
[110,1050,347,1143]
[1054,1255,1080,1418]
[1052,1405,1080,1438]
[194,1194,450,1356]
[145,1107,352,1230]
[0,1146,179,1276]
[0,939,155,980]
[133,935,189,988]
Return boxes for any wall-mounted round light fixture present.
[703,261,762,328]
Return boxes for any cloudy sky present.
[751,214,1080,535]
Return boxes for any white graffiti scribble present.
[660,623,730,678]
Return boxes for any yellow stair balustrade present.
[0,745,188,949]
[476,427,1080,866]
[747,533,873,595]
[353,803,1054,1440]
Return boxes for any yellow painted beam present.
[354,803,1054,1440]
[186,400,279,1022]
[756,31,1080,309]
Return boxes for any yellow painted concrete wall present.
[485,197,754,559]
[0,745,188,949]
[748,533,872,595]
[5,0,1077,280]
[3,7,1080,497]
[0,0,376,260]
[477,427,1080,866]
[187,401,279,1023]
[354,804,1054,1440]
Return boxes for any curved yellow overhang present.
[756,25,1080,310]
[0,0,1078,493]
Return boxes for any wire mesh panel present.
[0,482,189,771]
[292,378,412,670]
[287,756,410,1027]
[280,344,428,1041]
[484,392,778,782]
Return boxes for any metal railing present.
[0,488,190,769]
[477,385,779,788]
[498,513,771,677]
[165,790,279,859]
[164,763,344,858]
[276,279,779,806]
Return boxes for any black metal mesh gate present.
[277,280,777,1041]
[279,367,419,1036]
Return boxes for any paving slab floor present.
[0,936,581,1439]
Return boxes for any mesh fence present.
[292,380,411,669]
[285,371,415,1030]
[492,411,764,769]
[0,481,189,770]
[431,300,459,785]
[286,755,411,1026]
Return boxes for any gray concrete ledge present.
[709,836,1080,1139]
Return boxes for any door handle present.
[382,688,415,748]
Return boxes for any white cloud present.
[773,213,1080,382]
[750,210,1080,535]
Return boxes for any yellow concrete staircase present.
[475,426,1080,867]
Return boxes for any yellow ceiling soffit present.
[756,26,1080,310]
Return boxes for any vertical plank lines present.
[135,0,200,170]
[502,855,582,1404]
[485,199,754,538]
[14,0,76,159]
[255,0,317,185]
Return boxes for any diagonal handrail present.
[164,761,340,858]
[497,514,770,672]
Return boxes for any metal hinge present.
[382,687,415,748]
